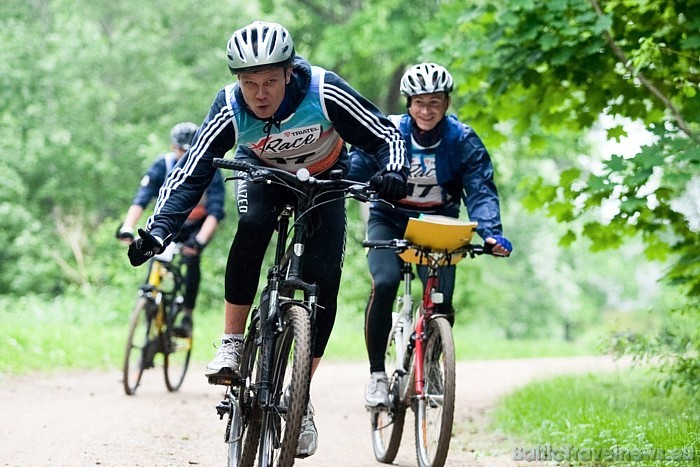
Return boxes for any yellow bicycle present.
[123,243,193,395]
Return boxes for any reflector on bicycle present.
[400,215,478,265]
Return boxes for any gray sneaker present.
[365,371,390,408]
[205,337,243,384]
[296,402,317,458]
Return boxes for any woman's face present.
[408,92,449,132]
[238,67,291,119]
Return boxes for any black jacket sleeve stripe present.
[147,105,234,231]
[322,83,405,172]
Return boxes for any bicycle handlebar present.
[363,238,494,257]
[213,157,381,204]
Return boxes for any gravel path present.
[0,355,627,466]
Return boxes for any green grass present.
[323,306,600,362]
[493,369,700,466]
[0,291,601,376]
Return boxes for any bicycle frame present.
[123,242,192,395]
[255,201,320,410]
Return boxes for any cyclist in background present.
[348,63,512,409]
[126,21,407,458]
[117,122,226,337]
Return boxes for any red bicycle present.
[364,215,498,467]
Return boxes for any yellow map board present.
[399,215,478,265]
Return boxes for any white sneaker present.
[365,371,390,408]
[296,402,317,458]
[205,337,243,382]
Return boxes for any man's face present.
[238,67,291,119]
[408,92,449,132]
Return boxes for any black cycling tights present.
[365,215,456,373]
[181,253,201,310]
[225,178,346,358]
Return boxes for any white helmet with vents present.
[400,63,454,96]
[226,21,295,74]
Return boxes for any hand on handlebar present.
[127,229,166,267]
[181,237,206,256]
[115,224,135,245]
[370,171,408,202]
[485,235,512,257]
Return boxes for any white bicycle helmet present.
[226,21,295,74]
[170,122,198,150]
[400,63,454,96]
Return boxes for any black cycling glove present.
[128,229,165,267]
[183,237,206,254]
[371,171,408,202]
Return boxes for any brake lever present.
[371,195,394,209]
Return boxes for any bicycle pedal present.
[207,374,239,386]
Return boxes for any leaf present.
[606,125,628,143]
[558,229,577,247]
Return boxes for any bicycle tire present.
[163,301,192,392]
[123,296,158,395]
[414,317,455,467]
[371,316,407,463]
[258,304,312,467]
[236,326,263,467]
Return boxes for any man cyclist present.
[117,122,226,337]
[348,63,512,408]
[126,21,408,457]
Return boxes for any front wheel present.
[123,296,159,395]
[163,302,192,391]
[258,304,312,467]
[414,317,455,467]
[371,316,408,463]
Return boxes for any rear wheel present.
[258,304,312,467]
[123,296,159,395]
[164,300,192,391]
[237,324,262,467]
[371,315,407,463]
[414,317,455,467]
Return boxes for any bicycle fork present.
[414,274,440,399]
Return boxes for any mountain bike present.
[364,215,499,467]
[212,158,379,467]
[123,242,192,395]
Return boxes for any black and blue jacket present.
[349,113,503,240]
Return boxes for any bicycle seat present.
[399,215,478,265]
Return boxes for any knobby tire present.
[235,327,263,467]
[258,304,312,467]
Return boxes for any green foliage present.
[0,0,254,295]
[494,369,700,465]
[2,0,691,385]
[423,0,700,394]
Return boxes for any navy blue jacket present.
[349,114,502,240]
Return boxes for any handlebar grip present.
[213,158,254,172]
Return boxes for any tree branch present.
[589,0,698,142]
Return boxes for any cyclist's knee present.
[372,276,400,296]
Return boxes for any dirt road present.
[0,356,627,466]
